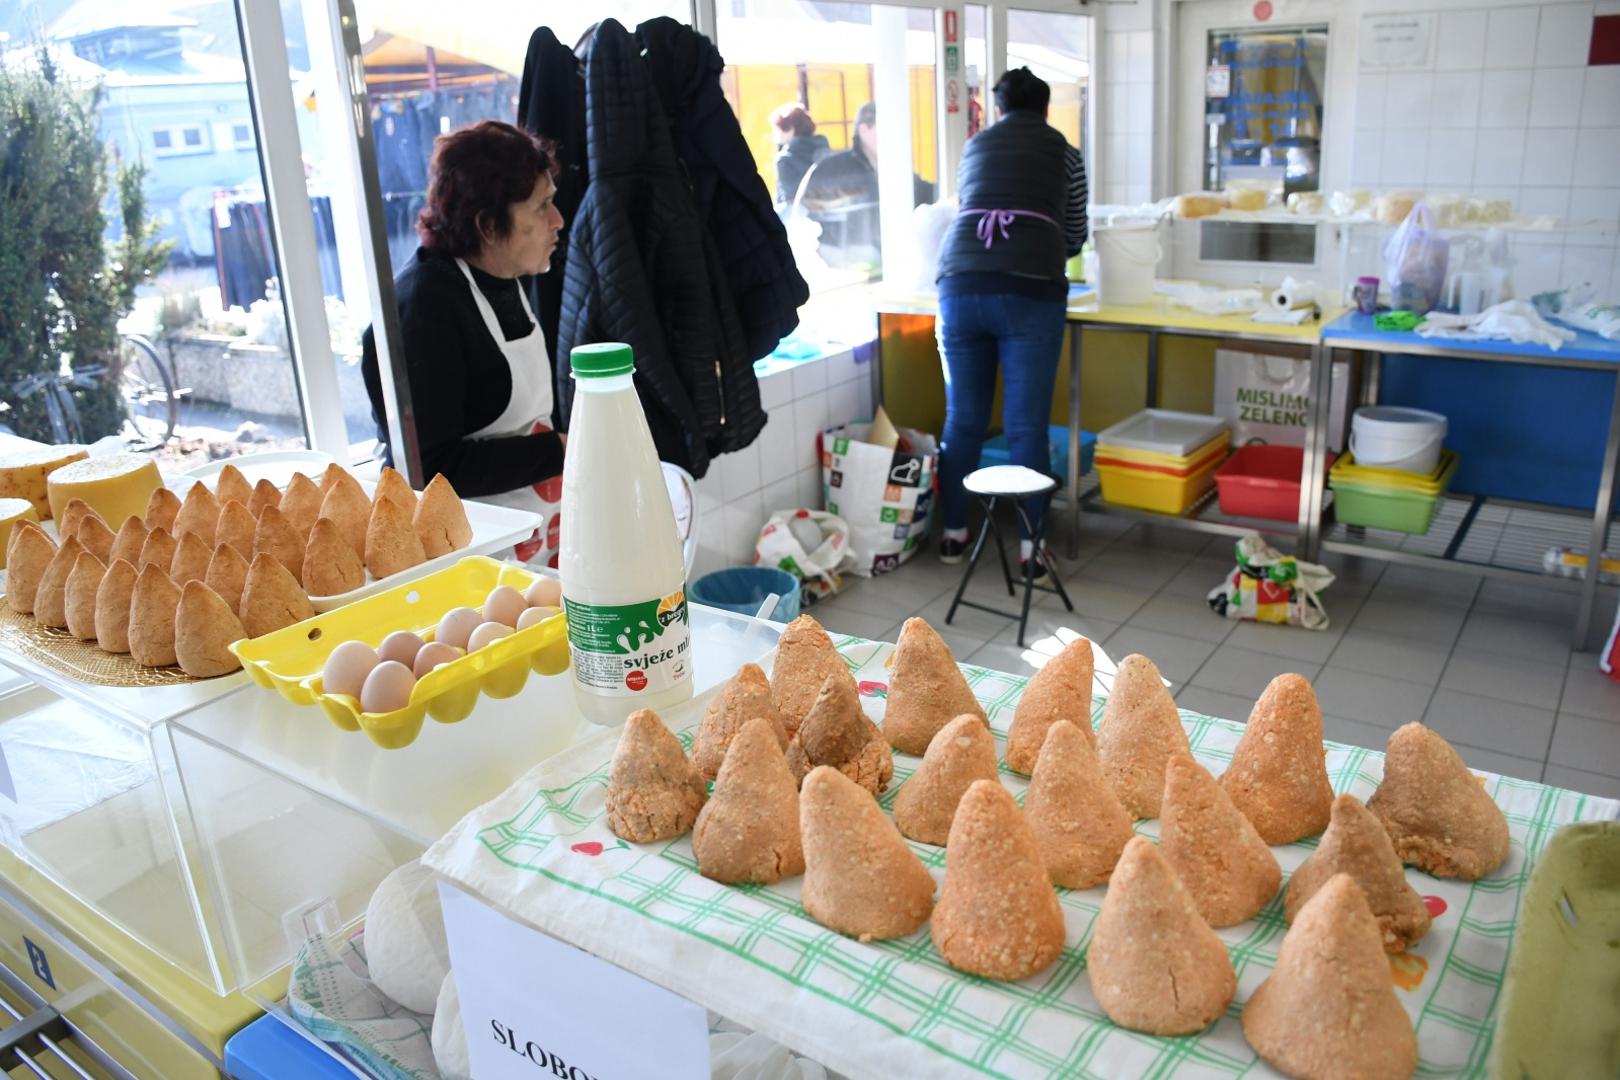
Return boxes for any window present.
[232,122,254,148]
[1007,10,1091,165]
[0,2,304,467]
[717,0,937,292]
[1203,26,1327,196]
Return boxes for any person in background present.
[932,67,1088,579]
[361,120,567,502]
[797,102,935,270]
[770,102,829,209]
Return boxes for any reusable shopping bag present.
[819,421,938,577]
[1208,533,1334,630]
[1212,348,1350,448]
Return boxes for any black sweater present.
[361,247,565,497]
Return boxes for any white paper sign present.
[439,882,711,1080]
[1361,13,1435,68]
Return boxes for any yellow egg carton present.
[231,555,570,749]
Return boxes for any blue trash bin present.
[689,567,802,623]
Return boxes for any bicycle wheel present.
[119,334,178,447]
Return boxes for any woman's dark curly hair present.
[417,120,557,257]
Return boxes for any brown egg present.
[467,621,513,651]
[436,607,482,650]
[377,630,425,667]
[412,641,464,678]
[483,585,526,628]
[359,660,417,714]
[323,640,381,699]
[525,578,562,608]
[517,605,560,631]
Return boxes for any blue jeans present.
[937,291,1067,536]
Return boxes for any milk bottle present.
[559,343,692,725]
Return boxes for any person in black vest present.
[770,103,830,210]
[361,121,567,500]
[933,68,1087,578]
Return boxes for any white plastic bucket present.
[1093,220,1160,306]
[1350,406,1447,474]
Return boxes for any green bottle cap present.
[570,342,635,378]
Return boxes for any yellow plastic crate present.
[1330,449,1457,494]
[231,556,570,749]
[1097,449,1227,514]
[1094,431,1229,470]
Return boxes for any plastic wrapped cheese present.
[364,860,451,1015]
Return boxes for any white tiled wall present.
[690,348,874,579]
[1352,1,1620,294]
[1099,28,1155,206]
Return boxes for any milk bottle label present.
[563,591,691,695]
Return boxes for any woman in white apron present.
[360,121,567,563]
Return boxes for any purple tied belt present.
[962,207,1061,249]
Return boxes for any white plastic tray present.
[1097,408,1230,457]
[173,454,542,611]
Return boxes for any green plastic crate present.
[1330,449,1456,534]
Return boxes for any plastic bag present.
[755,509,850,602]
[1207,534,1334,630]
[821,422,938,577]
[1384,202,1450,314]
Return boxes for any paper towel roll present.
[1271,278,1318,311]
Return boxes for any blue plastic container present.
[689,567,802,623]
[981,425,1095,483]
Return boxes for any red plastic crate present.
[1214,444,1335,521]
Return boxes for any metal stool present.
[945,465,1074,646]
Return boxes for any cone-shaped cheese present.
[414,473,472,558]
[693,663,789,781]
[304,517,366,596]
[692,717,803,884]
[254,505,305,585]
[893,714,999,845]
[374,466,417,512]
[173,482,220,547]
[32,536,84,628]
[58,498,100,543]
[205,544,250,619]
[604,709,706,843]
[769,615,855,735]
[932,780,1065,980]
[317,472,371,556]
[799,765,934,941]
[144,486,181,533]
[64,551,107,639]
[1367,722,1509,880]
[1023,720,1134,889]
[1006,636,1095,774]
[5,522,56,614]
[364,495,426,580]
[883,617,985,755]
[138,527,177,574]
[1220,673,1333,844]
[169,529,212,586]
[94,558,137,653]
[76,514,115,564]
[785,674,893,795]
[1087,836,1235,1035]
[1243,874,1418,1080]
[128,564,182,667]
[240,552,314,638]
[1160,755,1281,928]
[1287,794,1430,952]
[215,463,252,507]
[247,478,280,520]
[174,580,246,677]
[1096,655,1190,819]
[108,516,148,567]
[216,500,257,560]
[279,472,322,538]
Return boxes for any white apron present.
[453,257,559,562]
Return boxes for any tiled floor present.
[806,516,1620,798]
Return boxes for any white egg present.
[467,621,513,651]
[359,660,417,714]
[482,585,527,628]
[322,640,379,699]
[436,607,482,650]
[412,641,464,678]
[525,577,562,608]
[378,630,425,667]
[516,605,559,631]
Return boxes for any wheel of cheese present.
[0,499,41,570]
[46,454,163,532]
[364,860,450,1014]
[0,445,88,518]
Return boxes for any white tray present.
[1097,408,1229,457]
[173,454,542,611]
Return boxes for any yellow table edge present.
[0,845,276,1059]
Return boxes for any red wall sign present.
[1254,0,1273,21]
[944,9,958,43]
